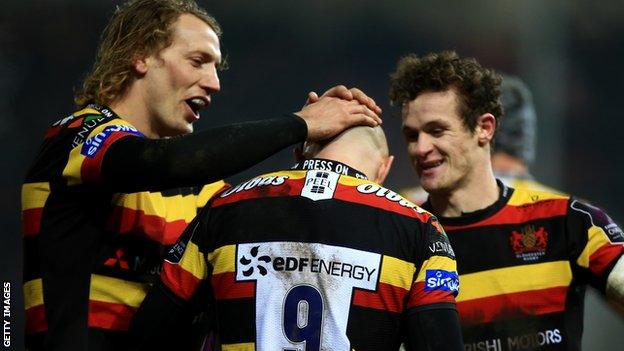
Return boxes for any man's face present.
[142,14,221,137]
[401,89,480,194]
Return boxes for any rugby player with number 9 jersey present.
[131,126,464,350]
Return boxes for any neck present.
[109,88,159,139]
[428,159,499,217]
[315,149,379,182]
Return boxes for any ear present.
[476,113,496,146]
[375,155,394,184]
[133,55,150,76]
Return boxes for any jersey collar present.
[422,179,514,226]
[85,103,120,120]
[292,158,368,180]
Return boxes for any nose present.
[199,66,221,94]
[409,133,434,159]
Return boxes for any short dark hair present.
[389,50,503,134]
[74,0,221,108]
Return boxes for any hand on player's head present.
[305,85,382,115]
[295,96,382,142]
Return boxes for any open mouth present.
[185,97,208,117]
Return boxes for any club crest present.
[509,225,548,261]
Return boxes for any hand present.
[305,85,382,115]
[295,96,381,142]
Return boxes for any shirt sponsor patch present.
[81,125,142,158]
[571,200,624,243]
[301,170,339,201]
[425,269,459,293]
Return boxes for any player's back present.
[183,164,458,350]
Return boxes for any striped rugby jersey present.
[21,105,225,343]
[423,181,624,351]
[159,159,458,351]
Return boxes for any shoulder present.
[335,176,435,224]
[507,186,570,207]
[509,178,566,195]
[210,170,301,207]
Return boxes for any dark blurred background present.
[2,1,623,350]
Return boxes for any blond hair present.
[74,0,221,108]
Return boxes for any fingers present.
[346,100,382,125]
[305,91,319,106]
[320,85,353,101]
[349,88,382,115]
[319,85,382,115]
[351,113,380,128]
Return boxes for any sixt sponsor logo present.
[425,269,459,293]
[356,184,425,213]
[81,125,142,158]
[220,175,288,197]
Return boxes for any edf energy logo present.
[425,269,459,294]
[239,245,271,276]
[234,242,381,351]
[81,125,142,158]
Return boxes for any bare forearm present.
[606,255,624,314]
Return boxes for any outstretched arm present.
[102,115,307,192]
[101,88,381,193]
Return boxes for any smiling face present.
[140,14,222,137]
[401,89,483,194]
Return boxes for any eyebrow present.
[188,50,222,65]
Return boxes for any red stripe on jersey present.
[407,281,456,308]
[589,244,624,275]
[352,282,408,313]
[108,206,188,245]
[457,286,568,325]
[44,126,61,139]
[211,178,304,208]
[443,199,569,231]
[211,272,255,300]
[87,300,136,331]
[22,207,43,236]
[161,262,202,301]
[25,305,48,334]
[333,184,432,222]
[81,132,137,183]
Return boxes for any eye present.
[403,130,418,142]
[431,128,444,136]
[190,57,203,67]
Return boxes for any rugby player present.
[131,126,464,351]
[390,51,624,351]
